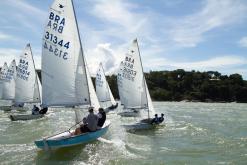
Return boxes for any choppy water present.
[0,101,246,165]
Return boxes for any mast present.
[71,0,91,106]
[135,39,150,119]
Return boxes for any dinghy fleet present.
[0,0,164,150]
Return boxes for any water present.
[0,101,246,165]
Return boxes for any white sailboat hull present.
[10,114,44,121]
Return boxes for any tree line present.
[36,69,247,103]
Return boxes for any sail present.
[0,63,8,99]
[42,0,90,107]
[96,63,111,102]
[108,84,116,105]
[2,60,16,100]
[75,64,100,124]
[96,63,116,107]
[86,64,100,110]
[15,44,41,103]
[144,79,155,117]
[119,39,148,109]
[117,61,126,105]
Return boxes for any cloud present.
[0,47,41,69]
[0,32,12,40]
[0,0,46,34]
[85,43,124,76]
[169,0,247,47]
[142,55,247,77]
[239,36,247,47]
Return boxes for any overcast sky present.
[0,0,247,79]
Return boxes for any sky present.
[0,0,247,79]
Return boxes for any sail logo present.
[47,12,65,33]
[17,59,30,81]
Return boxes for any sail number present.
[43,41,68,60]
[44,31,70,60]
[44,31,70,49]
[120,57,137,81]
[96,73,103,87]
[17,59,30,81]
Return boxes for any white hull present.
[10,114,44,121]
[0,106,29,111]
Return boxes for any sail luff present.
[135,39,150,118]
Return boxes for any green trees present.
[107,70,247,103]
[36,69,247,103]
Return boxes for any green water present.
[0,101,246,164]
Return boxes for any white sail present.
[42,0,90,107]
[86,64,100,110]
[119,39,148,109]
[2,60,16,100]
[96,63,116,107]
[144,79,155,117]
[96,63,111,102]
[75,64,100,124]
[117,61,126,105]
[15,44,41,103]
[108,84,116,105]
[0,63,7,99]
[0,82,2,99]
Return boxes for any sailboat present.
[0,62,8,100]
[35,0,110,150]
[118,39,160,130]
[9,44,43,121]
[0,60,17,111]
[96,63,118,112]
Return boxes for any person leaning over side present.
[97,108,106,128]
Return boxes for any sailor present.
[39,105,48,114]
[158,113,164,123]
[97,108,106,128]
[32,105,40,115]
[151,114,159,124]
[73,107,99,135]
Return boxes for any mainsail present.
[15,44,41,103]
[96,63,116,107]
[42,0,90,107]
[2,60,16,100]
[117,39,155,117]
